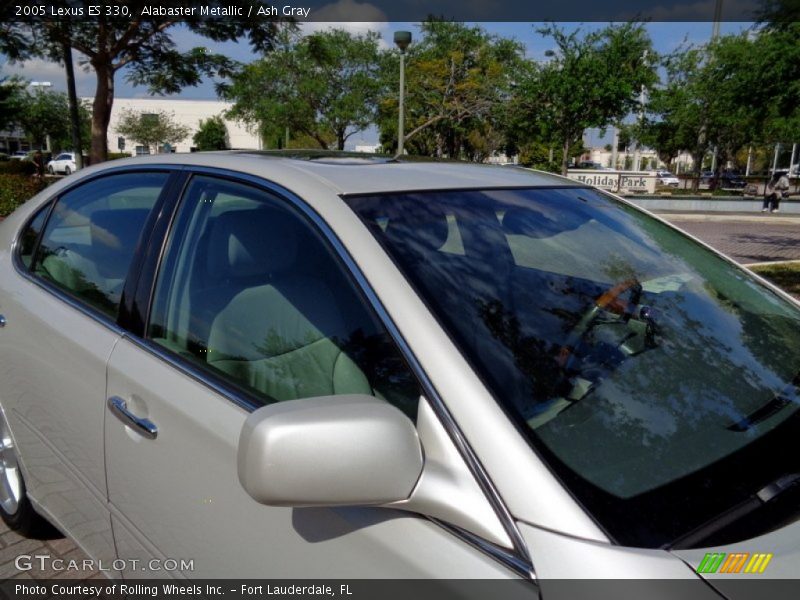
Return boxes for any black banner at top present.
[0,0,791,22]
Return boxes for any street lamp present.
[394,31,412,156]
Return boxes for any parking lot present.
[661,213,800,264]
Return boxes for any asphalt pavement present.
[658,211,800,264]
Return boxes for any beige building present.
[91,97,262,155]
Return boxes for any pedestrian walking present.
[31,149,45,179]
[763,170,790,213]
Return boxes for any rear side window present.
[32,172,168,318]
[18,204,50,268]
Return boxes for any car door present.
[104,173,521,579]
[0,169,172,563]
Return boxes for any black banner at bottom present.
[2,579,800,600]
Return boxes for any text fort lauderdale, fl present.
[141,5,312,17]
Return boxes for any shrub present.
[106,152,131,161]
[0,160,36,176]
[0,153,9,161]
[0,174,49,216]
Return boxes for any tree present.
[512,23,656,175]
[193,115,229,150]
[18,89,71,150]
[376,21,525,158]
[1,1,284,162]
[0,76,26,132]
[224,28,381,151]
[116,109,189,155]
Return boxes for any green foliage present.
[0,174,48,216]
[13,89,91,153]
[0,160,36,175]
[193,115,229,150]
[641,24,800,184]
[0,76,27,132]
[1,1,285,161]
[377,21,525,159]
[116,109,190,154]
[511,23,657,174]
[750,262,800,299]
[224,28,382,150]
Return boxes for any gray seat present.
[205,208,371,402]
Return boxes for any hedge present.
[0,160,37,176]
[0,175,49,217]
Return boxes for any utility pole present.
[394,31,412,157]
[633,51,648,171]
[611,127,619,170]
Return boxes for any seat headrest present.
[383,204,449,254]
[90,209,151,277]
[207,208,298,279]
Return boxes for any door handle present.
[0,314,6,328]
[107,396,158,440]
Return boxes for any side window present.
[18,203,50,268]
[32,172,168,318]
[148,176,421,418]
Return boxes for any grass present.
[750,262,800,298]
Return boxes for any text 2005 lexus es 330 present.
[0,153,798,589]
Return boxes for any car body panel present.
[0,206,117,564]
[518,522,698,579]
[672,519,800,582]
[105,336,520,578]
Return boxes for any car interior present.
[148,179,420,417]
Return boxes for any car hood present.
[671,519,800,598]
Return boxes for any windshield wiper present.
[727,374,800,432]
[668,473,800,550]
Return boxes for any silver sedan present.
[0,152,798,586]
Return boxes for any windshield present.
[345,186,800,548]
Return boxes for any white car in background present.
[656,170,680,187]
[46,152,78,175]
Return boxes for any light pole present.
[394,31,412,156]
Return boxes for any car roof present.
[104,151,578,196]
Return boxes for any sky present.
[0,20,752,147]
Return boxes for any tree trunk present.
[561,138,571,176]
[62,39,83,169]
[90,61,115,164]
[691,149,704,192]
[336,129,345,151]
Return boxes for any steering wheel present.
[556,278,643,371]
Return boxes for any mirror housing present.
[238,394,423,507]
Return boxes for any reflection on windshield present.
[346,187,800,548]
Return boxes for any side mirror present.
[238,394,423,507]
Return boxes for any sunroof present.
[231,150,395,164]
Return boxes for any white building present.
[92,97,262,155]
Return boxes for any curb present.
[659,213,800,224]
